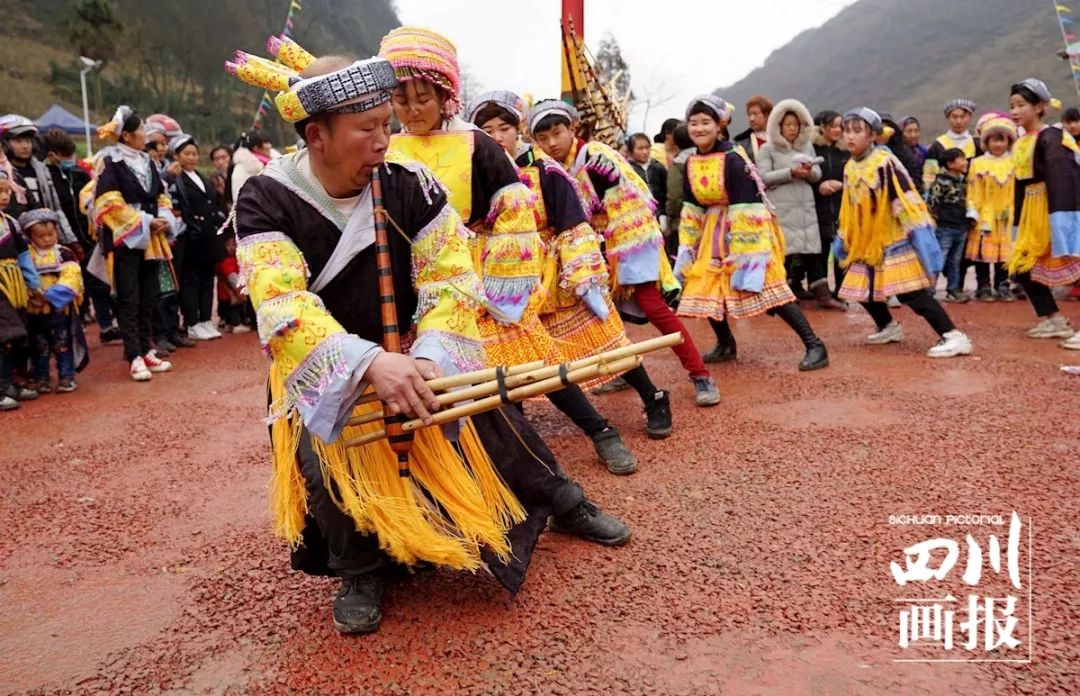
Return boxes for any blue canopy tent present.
[34,104,96,134]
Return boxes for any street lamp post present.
[79,57,101,158]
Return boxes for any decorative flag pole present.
[252,0,304,129]
[1053,1,1080,96]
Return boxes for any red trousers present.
[631,284,708,379]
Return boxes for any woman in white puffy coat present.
[756,99,843,309]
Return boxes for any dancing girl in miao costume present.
[468,89,674,442]
[1006,79,1080,350]
[965,113,1017,302]
[674,95,829,372]
[529,99,723,407]
[835,107,973,358]
[380,27,648,471]
[224,38,631,633]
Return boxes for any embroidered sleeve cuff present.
[293,335,383,444]
[581,286,609,319]
[672,245,696,283]
[616,244,662,286]
[121,212,154,250]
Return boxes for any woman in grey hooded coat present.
[756,99,845,310]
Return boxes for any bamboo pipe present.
[344,332,682,427]
[343,354,642,449]
[350,359,547,407]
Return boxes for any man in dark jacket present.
[733,95,773,163]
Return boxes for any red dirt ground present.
[2,300,1078,695]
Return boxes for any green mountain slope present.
[717,0,1076,136]
[0,0,400,144]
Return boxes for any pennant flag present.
[1058,4,1071,13]
[251,0,305,124]
[1063,16,1076,24]
[1067,32,1077,40]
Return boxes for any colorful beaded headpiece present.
[224,35,398,123]
[379,26,462,116]
[975,112,1017,147]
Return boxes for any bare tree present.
[633,67,677,134]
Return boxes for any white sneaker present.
[130,356,153,381]
[867,321,904,344]
[143,350,173,373]
[887,296,901,308]
[1026,316,1074,339]
[927,330,974,358]
[231,324,252,334]
[1062,332,1080,350]
[200,321,223,339]
[188,323,213,341]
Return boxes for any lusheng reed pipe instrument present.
[343,333,683,450]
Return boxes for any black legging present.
[181,234,217,326]
[786,253,828,287]
[544,365,660,437]
[1015,273,1058,317]
[860,289,956,336]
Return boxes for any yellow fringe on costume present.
[965,154,1014,264]
[1007,182,1080,284]
[1009,182,1050,276]
[268,369,525,569]
[0,259,29,310]
[838,149,900,269]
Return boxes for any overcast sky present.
[394,0,857,135]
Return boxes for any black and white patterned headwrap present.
[294,58,398,117]
[685,94,732,123]
[843,107,883,134]
[467,90,527,125]
[528,99,579,133]
[943,98,977,116]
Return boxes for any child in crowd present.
[20,209,87,393]
[0,173,42,410]
[965,113,1016,302]
[927,148,970,302]
[215,235,251,334]
[834,108,973,358]
[1062,107,1080,140]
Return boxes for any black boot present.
[591,427,638,475]
[643,390,672,440]
[772,302,829,371]
[703,318,737,363]
[551,499,632,546]
[333,573,384,634]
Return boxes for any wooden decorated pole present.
[560,0,586,106]
[371,167,413,477]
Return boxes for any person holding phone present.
[757,99,845,311]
